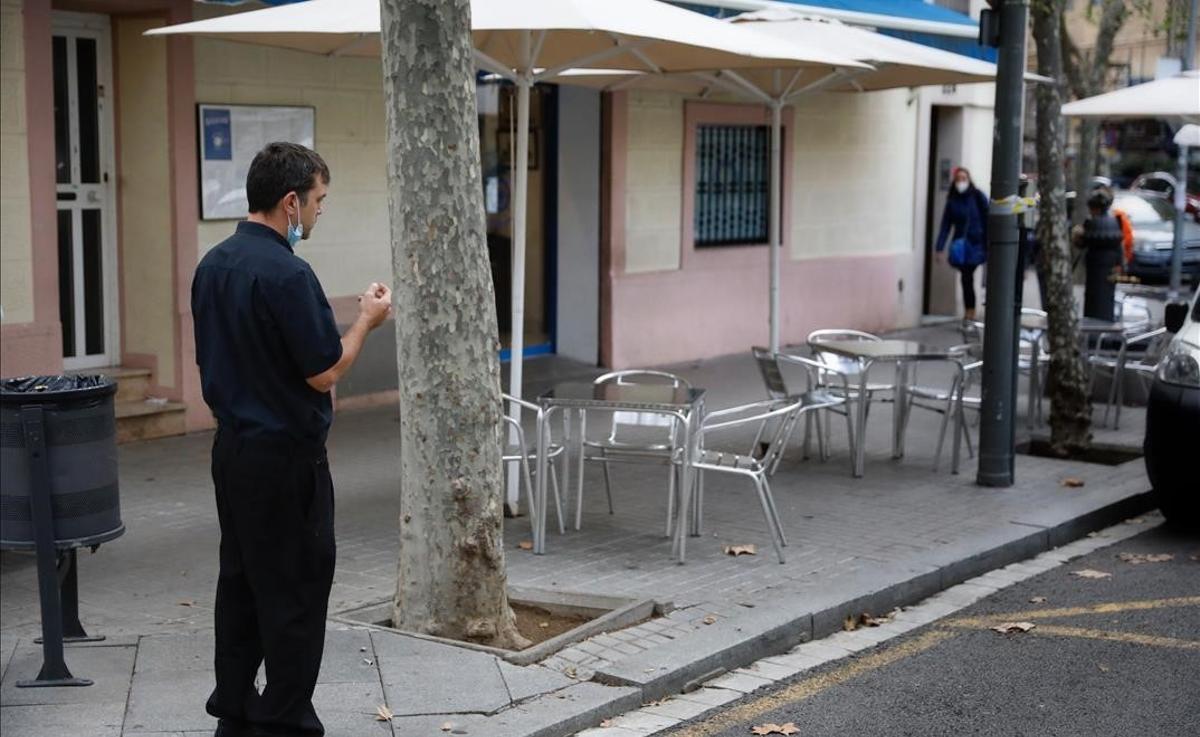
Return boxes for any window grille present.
[694,124,771,247]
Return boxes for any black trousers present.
[206,430,336,736]
[958,263,979,310]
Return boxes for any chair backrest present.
[751,347,789,400]
[807,329,881,375]
[593,370,690,440]
[1116,296,1153,333]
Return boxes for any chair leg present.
[761,476,787,548]
[1114,365,1126,431]
[932,403,952,473]
[813,409,826,462]
[515,457,538,539]
[575,415,587,531]
[822,408,832,461]
[752,476,786,564]
[665,463,677,538]
[802,410,813,460]
[770,414,799,475]
[549,464,565,535]
[843,406,855,473]
[962,409,975,458]
[599,449,615,515]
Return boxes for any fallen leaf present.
[724,544,758,557]
[752,723,801,736]
[642,697,671,707]
[1061,477,1085,488]
[702,614,718,625]
[1117,552,1174,565]
[991,621,1036,634]
[178,599,195,607]
[1098,664,1110,673]
[563,665,578,679]
[517,541,534,551]
[842,615,858,632]
[1029,596,1047,604]
[1071,569,1112,579]
[440,721,455,732]
[375,705,393,722]
[538,621,550,629]
[359,646,368,653]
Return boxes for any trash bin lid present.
[0,375,116,403]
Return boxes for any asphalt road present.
[666,524,1200,737]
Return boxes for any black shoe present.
[214,719,252,737]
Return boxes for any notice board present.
[197,104,315,220]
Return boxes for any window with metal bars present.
[693,124,771,247]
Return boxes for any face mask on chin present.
[286,197,304,248]
[954,181,969,194]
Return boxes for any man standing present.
[192,142,391,737]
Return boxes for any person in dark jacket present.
[935,166,990,320]
[1076,187,1124,321]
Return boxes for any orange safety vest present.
[1112,207,1134,264]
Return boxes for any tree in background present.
[1033,0,1092,454]
[1061,0,1130,225]
[379,0,529,650]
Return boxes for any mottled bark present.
[380,0,528,650]
[1061,0,1127,225]
[1033,0,1092,454]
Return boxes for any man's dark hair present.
[245,142,331,213]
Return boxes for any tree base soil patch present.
[1017,439,1142,466]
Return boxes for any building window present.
[693,124,772,247]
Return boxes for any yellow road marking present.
[944,596,1200,628]
[675,629,956,737]
[1021,625,1200,651]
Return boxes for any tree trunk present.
[1032,0,1092,454]
[379,0,529,650]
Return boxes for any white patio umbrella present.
[1060,71,1200,122]
[557,8,1004,351]
[1062,71,1200,297]
[147,0,866,517]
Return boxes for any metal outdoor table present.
[807,340,967,478]
[534,382,706,563]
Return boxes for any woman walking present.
[934,167,990,321]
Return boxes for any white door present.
[53,12,118,370]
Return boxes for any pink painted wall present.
[603,94,904,369]
[0,1,62,378]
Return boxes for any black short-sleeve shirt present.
[192,221,343,444]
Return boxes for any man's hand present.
[358,282,392,329]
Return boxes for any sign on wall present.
[197,104,315,220]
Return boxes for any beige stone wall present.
[0,0,33,325]
[115,17,175,387]
[192,0,392,300]
[1056,0,1193,83]
[790,88,919,260]
[624,90,683,274]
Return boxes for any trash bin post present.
[15,404,92,688]
[34,549,105,644]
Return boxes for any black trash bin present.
[1,375,124,549]
[0,374,124,687]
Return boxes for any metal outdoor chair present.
[806,329,895,447]
[899,344,982,474]
[575,370,691,536]
[1086,326,1170,430]
[502,394,565,536]
[690,395,841,563]
[751,347,854,474]
[965,310,1048,426]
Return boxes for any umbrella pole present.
[1169,141,1188,299]
[769,100,783,353]
[505,76,532,515]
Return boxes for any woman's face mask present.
[954,180,969,194]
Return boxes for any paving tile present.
[705,671,773,694]
[372,631,511,716]
[124,666,215,733]
[1,642,136,706]
[641,696,716,721]
[675,686,743,708]
[0,702,126,737]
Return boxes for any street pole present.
[1168,0,1197,299]
[977,0,1028,488]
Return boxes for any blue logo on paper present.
[203,108,232,161]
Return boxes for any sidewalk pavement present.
[0,323,1154,736]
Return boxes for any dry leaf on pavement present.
[440,721,455,732]
[1029,596,1047,604]
[724,544,758,557]
[1061,477,1085,488]
[702,614,718,625]
[375,705,394,722]
[1098,664,1111,673]
[752,723,800,735]
[991,621,1036,634]
[517,540,534,551]
[1117,552,1174,565]
[564,665,578,679]
[1071,569,1112,579]
[843,615,858,632]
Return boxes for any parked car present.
[1130,171,1200,223]
[1116,192,1200,283]
[1144,290,1200,528]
